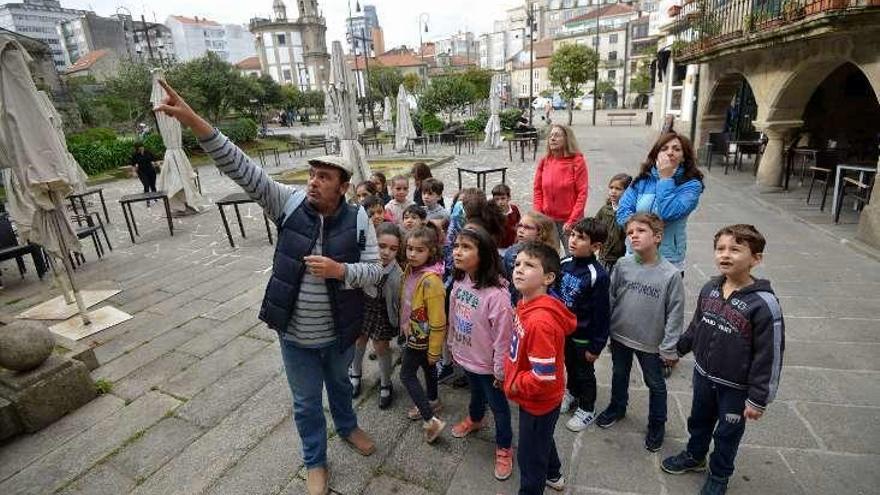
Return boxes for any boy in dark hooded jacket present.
[662,224,785,495]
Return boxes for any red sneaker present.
[494,447,513,481]
[450,416,484,438]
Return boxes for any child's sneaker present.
[423,417,446,443]
[565,408,595,432]
[645,422,665,452]
[661,450,707,474]
[407,400,443,420]
[349,374,362,399]
[493,447,513,481]
[699,474,729,495]
[451,416,484,438]
[595,408,625,429]
[559,391,575,414]
[545,475,565,491]
[378,384,393,410]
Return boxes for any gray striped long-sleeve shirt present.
[199,130,381,347]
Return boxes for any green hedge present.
[464,110,490,133]
[418,112,444,134]
[66,118,257,176]
[500,108,524,131]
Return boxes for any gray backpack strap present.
[278,189,307,226]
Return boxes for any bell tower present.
[272,0,287,21]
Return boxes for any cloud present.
[63,0,522,52]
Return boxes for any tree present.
[629,64,651,97]
[368,65,404,103]
[459,68,493,100]
[420,75,477,124]
[103,61,153,130]
[548,44,598,125]
[166,52,252,122]
[402,73,421,94]
[255,74,283,108]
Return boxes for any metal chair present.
[834,175,874,224]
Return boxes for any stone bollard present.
[0,319,55,371]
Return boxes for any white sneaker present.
[545,475,565,491]
[560,391,575,414]
[565,408,595,432]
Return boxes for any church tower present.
[273,0,287,21]
[297,0,329,89]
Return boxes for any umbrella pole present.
[50,260,74,304]
[50,192,91,325]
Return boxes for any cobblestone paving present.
[0,112,878,495]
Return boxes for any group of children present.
[347,166,785,495]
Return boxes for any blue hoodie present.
[616,165,703,268]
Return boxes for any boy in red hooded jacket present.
[504,242,577,495]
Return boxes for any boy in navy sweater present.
[662,224,784,495]
[555,218,611,432]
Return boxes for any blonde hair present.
[522,211,559,254]
[545,124,581,157]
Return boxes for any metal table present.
[457,166,508,192]
[118,191,173,244]
[831,163,876,217]
[508,136,538,162]
[216,192,275,248]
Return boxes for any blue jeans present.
[464,370,512,448]
[517,406,561,495]
[279,338,358,468]
[608,339,667,426]
[686,370,748,479]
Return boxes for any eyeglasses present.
[516,223,538,232]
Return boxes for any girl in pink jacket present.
[447,224,516,481]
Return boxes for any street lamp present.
[418,13,429,81]
[592,5,600,126]
[347,0,367,129]
[526,3,536,125]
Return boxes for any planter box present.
[806,0,849,15]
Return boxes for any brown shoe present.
[344,427,376,456]
[423,417,446,444]
[306,466,329,495]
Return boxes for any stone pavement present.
[0,112,878,495]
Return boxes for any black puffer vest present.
[259,195,366,350]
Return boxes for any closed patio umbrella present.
[395,84,416,151]
[151,69,206,214]
[324,89,338,153]
[36,90,88,194]
[382,96,392,132]
[0,35,88,323]
[327,40,370,186]
[484,74,502,149]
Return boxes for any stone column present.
[856,158,880,249]
[752,120,803,188]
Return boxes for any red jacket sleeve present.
[513,319,562,398]
[533,158,545,214]
[566,154,589,226]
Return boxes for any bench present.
[607,112,637,126]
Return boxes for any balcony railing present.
[670,0,880,60]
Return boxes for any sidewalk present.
[0,122,876,495]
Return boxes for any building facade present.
[165,15,254,63]
[58,13,174,67]
[345,3,379,53]
[250,0,329,90]
[553,3,640,107]
[0,0,87,69]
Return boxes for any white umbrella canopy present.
[150,69,206,214]
[395,84,416,151]
[323,89,338,150]
[382,96,392,132]
[0,36,81,258]
[36,91,88,194]
[327,41,370,186]
[0,35,89,322]
[484,74,502,149]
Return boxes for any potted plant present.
[806,0,850,15]
[782,0,804,20]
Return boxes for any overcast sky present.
[64,0,522,51]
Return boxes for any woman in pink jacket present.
[533,124,589,255]
[447,225,516,481]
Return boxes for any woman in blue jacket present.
[617,132,704,271]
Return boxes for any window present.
[670,89,682,110]
[277,34,286,46]
[609,33,618,44]
[592,36,598,47]
[283,69,292,81]
[608,51,617,61]
[608,70,616,80]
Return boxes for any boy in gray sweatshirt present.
[595,213,685,453]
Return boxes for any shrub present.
[66,127,117,147]
[142,132,166,156]
[463,110,489,133]
[219,118,258,144]
[418,112,444,134]
[500,108,524,131]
